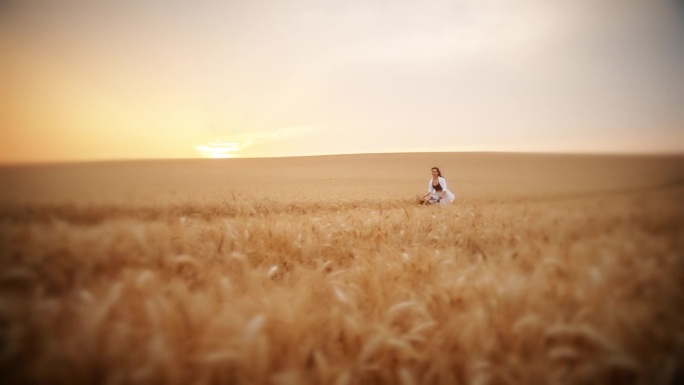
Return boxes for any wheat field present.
[0,152,682,385]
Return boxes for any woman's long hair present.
[431,167,442,177]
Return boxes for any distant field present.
[1,152,682,384]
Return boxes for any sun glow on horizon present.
[195,142,241,159]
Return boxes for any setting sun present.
[195,142,240,158]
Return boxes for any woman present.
[418,167,455,206]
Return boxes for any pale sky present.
[1,0,683,163]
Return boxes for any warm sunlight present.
[1,1,682,164]
[195,142,240,158]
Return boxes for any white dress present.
[427,176,455,206]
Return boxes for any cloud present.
[238,126,312,146]
[195,142,240,158]
[196,126,314,158]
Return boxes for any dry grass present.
[0,152,683,385]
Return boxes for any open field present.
[1,152,683,384]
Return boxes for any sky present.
[1,0,683,163]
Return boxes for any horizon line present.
[2,149,683,167]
